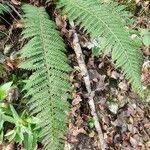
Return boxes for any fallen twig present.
[70,22,107,150]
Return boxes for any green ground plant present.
[0,82,39,150]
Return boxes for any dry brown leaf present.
[89,130,95,138]
[13,20,24,29]
[118,81,129,91]
[130,136,138,148]
[111,70,120,79]
[11,0,21,5]
[72,95,82,106]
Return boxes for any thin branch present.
[70,21,107,150]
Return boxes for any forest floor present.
[0,0,150,150]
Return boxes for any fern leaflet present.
[0,3,10,16]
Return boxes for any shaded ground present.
[67,54,150,149]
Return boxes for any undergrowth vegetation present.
[0,0,149,149]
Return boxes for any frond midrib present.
[37,8,55,142]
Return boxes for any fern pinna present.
[0,3,11,22]
[57,0,143,95]
[0,3,10,15]
[19,4,71,150]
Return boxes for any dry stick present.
[70,22,107,150]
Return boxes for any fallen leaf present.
[11,0,21,5]
[72,95,82,106]
[130,136,138,148]
[118,81,129,91]
[89,130,95,138]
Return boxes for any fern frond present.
[19,4,71,150]
[0,3,10,15]
[57,0,143,95]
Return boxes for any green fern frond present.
[0,3,10,15]
[57,0,143,95]
[19,4,71,150]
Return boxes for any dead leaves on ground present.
[67,51,150,149]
